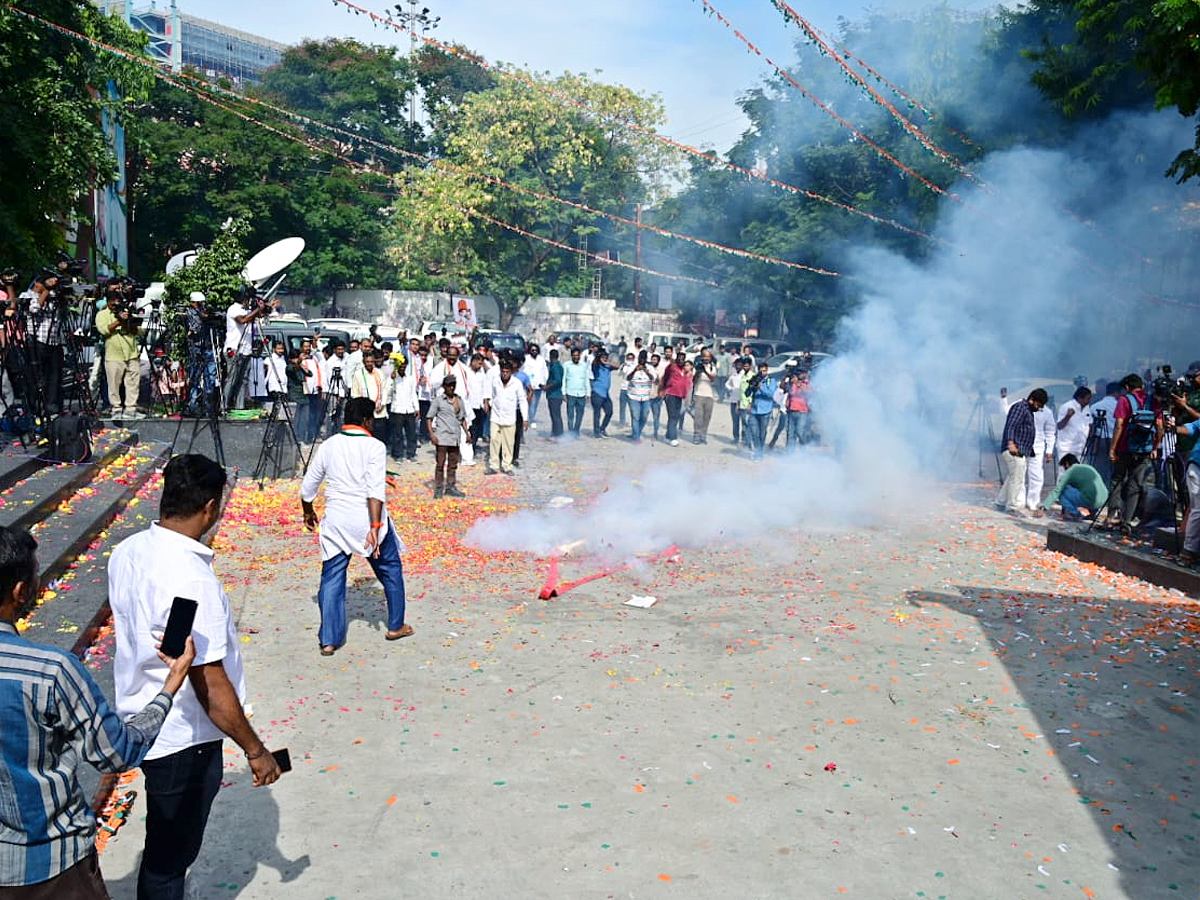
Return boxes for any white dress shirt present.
[1056,398,1092,455]
[488,376,529,426]
[389,370,419,414]
[301,430,401,561]
[109,523,246,760]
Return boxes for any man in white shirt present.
[484,359,529,475]
[299,341,324,443]
[222,288,271,410]
[301,398,410,656]
[429,344,474,409]
[522,343,549,427]
[109,454,280,897]
[263,340,288,415]
[388,353,420,462]
[1056,386,1093,466]
[1026,400,1058,510]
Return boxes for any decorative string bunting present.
[7,5,830,283]
[327,0,934,242]
[766,0,981,186]
[697,0,958,201]
[467,210,720,288]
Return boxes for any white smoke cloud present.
[466,109,1200,558]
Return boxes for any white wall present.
[332,290,680,342]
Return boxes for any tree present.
[127,81,308,279]
[388,69,669,327]
[1004,0,1200,180]
[160,219,249,363]
[0,1,152,265]
[130,39,415,296]
[256,38,422,163]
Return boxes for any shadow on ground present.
[907,586,1200,897]
[106,777,308,899]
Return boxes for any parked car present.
[471,330,526,356]
[420,320,469,340]
[554,330,605,350]
[764,351,830,380]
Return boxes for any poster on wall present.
[453,295,477,330]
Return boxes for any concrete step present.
[3,428,169,655]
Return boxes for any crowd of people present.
[995,364,1200,566]
[267,331,821,495]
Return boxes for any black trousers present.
[138,740,223,900]
[513,410,523,462]
[34,343,64,413]
[389,411,417,459]
[547,397,564,436]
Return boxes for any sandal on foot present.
[319,645,337,656]
[385,624,414,641]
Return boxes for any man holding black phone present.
[1,526,196,898]
[108,454,281,900]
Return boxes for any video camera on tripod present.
[1151,364,1190,404]
[103,277,153,328]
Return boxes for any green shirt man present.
[95,306,139,362]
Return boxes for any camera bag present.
[46,413,93,464]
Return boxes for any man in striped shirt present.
[0,526,195,897]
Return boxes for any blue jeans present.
[591,392,612,436]
[787,410,809,448]
[528,388,542,424]
[317,523,406,648]
[186,346,217,413]
[138,740,223,900]
[566,395,587,435]
[1059,484,1087,517]
[664,395,683,441]
[648,397,662,438]
[750,412,771,457]
[628,398,649,440]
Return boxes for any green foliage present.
[160,220,249,362]
[0,1,153,265]
[388,69,668,326]
[1003,0,1200,180]
[657,7,1017,347]
[128,38,420,296]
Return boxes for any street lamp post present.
[392,2,440,130]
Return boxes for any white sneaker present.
[670,439,679,447]
[530,422,538,429]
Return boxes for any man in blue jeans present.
[747,362,778,461]
[562,346,590,437]
[301,398,412,656]
[1034,453,1109,521]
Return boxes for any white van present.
[645,331,695,351]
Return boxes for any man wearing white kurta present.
[300,397,410,656]
[1025,402,1058,510]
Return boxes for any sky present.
[167,0,1003,150]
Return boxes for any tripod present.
[320,369,348,439]
[952,392,1001,481]
[1083,410,1111,476]
[252,391,308,484]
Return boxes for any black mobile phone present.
[272,748,292,773]
[160,597,198,659]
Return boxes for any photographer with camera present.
[745,361,779,462]
[1108,373,1162,537]
[183,291,219,417]
[95,280,143,420]
[222,286,273,410]
[27,269,69,414]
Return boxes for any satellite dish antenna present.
[243,237,305,286]
[165,248,201,275]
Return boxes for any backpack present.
[1125,393,1157,454]
[45,413,93,464]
